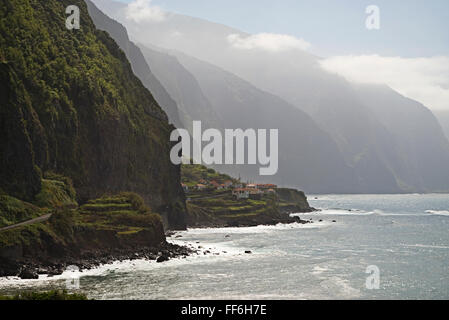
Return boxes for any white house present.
[232,188,250,199]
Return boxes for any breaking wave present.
[426,210,449,217]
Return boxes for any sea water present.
[0,194,448,299]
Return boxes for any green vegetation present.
[0,192,164,252]
[0,173,77,228]
[277,188,312,213]
[81,192,150,214]
[0,0,185,229]
[181,165,301,227]
[34,178,77,209]
[78,193,161,234]
[181,164,238,187]
[0,290,88,300]
[0,195,44,228]
[186,193,282,227]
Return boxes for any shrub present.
[0,290,88,300]
[119,192,150,214]
[49,209,75,238]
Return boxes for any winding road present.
[0,213,52,232]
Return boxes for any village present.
[179,164,313,227]
[181,179,278,200]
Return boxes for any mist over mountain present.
[354,84,449,192]
[138,44,222,132]
[92,0,449,193]
[434,110,449,142]
[167,50,359,192]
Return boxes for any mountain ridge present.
[92,0,449,193]
[85,0,184,129]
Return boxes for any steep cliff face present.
[138,44,223,132]
[0,0,186,229]
[0,63,43,201]
[354,84,449,193]
[85,0,184,129]
[172,52,358,193]
[435,110,449,142]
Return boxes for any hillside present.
[172,52,358,193]
[0,0,189,276]
[139,44,223,132]
[0,0,186,229]
[85,0,184,129]
[181,165,313,228]
[181,164,238,188]
[434,110,449,142]
[94,0,449,194]
[354,84,449,192]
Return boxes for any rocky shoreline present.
[0,208,316,280]
[0,242,193,280]
[185,215,312,229]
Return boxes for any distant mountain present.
[93,0,449,193]
[354,85,449,192]
[162,51,359,193]
[85,0,183,129]
[434,110,449,142]
[138,44,222,132]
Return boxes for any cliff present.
[0,191,190,277]
[0,0,186,229]
[85,0,184,129]
[276,188,314,214]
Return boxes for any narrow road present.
[0,213,52,232]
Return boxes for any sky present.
[116,0,449,58]
[115,0,449,110]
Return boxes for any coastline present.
[0,210,312,281]
[0,241,193,280]
[0,217,323,291]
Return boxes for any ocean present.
[1,194,448,299]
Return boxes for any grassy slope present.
[181,164,238,187]
[0,190,164,254]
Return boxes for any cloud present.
[227,33,311,52]
[171,31,183,38]
[320,55,449,111]
[125,0,166,23]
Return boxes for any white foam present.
[296,208,430,217]
[426,210,449,217]
[0,249,248,289]
[403,244,449,249]
[1,221,328,288]
[318,276,361,299]
[292,208,373,216]
[311,266,330,275]
[171,221,331,236]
